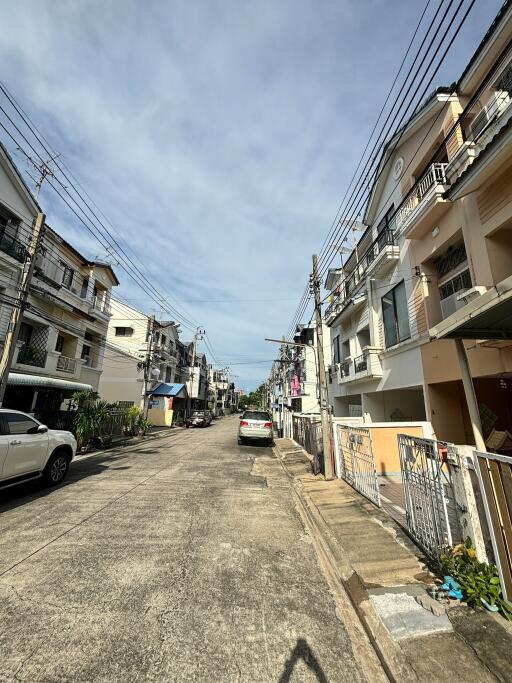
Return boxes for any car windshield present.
[243,411,271,421]
[192,411,205,416]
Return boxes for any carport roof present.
[146,382,188,397]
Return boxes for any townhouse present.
[99,299,181,408]
[208,367,229,415]
[182,347,208,410]
[326,1,512,448]
[0,144,118,417]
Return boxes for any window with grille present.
[434,242,467,277]
[439,269,472,300]
[60,261,74,289]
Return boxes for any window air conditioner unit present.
[440,291,467,319]
[470,91,510,139]
[456,285,487,306]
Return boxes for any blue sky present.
[0,0,504,390]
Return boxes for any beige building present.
[0,143,119,415]
[99,299,180,409]
[326,3,512,448]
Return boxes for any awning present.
[7,373,93,392]
[146,382,188,398]
[429,275,512,340]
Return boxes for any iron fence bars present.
[474,451,512,603]
[336,424,380,506]
[398,434,461,560]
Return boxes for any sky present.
[0,0,505,390]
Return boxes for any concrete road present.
[0,416,379,682]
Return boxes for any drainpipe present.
[455,338,486,451]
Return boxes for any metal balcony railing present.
[17,346,47,368]
[353,353,368,374]
[340,360,351,377]
[0,230,27,263]
[396,163,447,229]
[57,355,77,373]
[90,295,111,315]
[326,227,396,320]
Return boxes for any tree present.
[239,384,266,410]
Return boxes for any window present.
[434,242,467,278]
[4,412,39,435]
[161,334,167,346]
[333,335,341,364]
[439,269,472,300]
[114,327,133,336]
[60,261,74,289]
[376,203,396,234]
[55,335,64,353]
[382,281,411,347]
[81,344,91,360]
[81,278,89,298]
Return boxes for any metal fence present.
[292,415,323,475]
[474,451,512,603]
[33,408,127,445]
[336,424,380,506]
[398,434,461,560]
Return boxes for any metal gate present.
[398,434,460,559]
[336,425,380,506]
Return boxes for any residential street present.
[0,416,377,683]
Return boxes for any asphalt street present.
[0,416,378,682]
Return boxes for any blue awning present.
[146,382,188,397]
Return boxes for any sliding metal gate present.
[398,434,459,559]
[336,425,380,506]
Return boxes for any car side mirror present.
[37,424,48,434]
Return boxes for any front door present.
[1,412,49,479]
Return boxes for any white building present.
[99,299,180,407]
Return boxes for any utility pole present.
[0,212,45,407]
[189,327,205,412]
[311,254,334,481]
[141,315,155,417]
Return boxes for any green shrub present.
[441,537,512,620]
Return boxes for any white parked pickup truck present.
[0,409,77,491]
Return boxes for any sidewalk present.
[275,437,512,683]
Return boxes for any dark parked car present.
[185,410,213,428]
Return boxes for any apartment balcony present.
[396,163,450,239]
[337,348,382,384]
[325,228,396,326]
[88,295,111,321]
[56,355,77,373]
[16,346,47,368]
[0,230,27,264]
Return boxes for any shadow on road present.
[278,638,329,683]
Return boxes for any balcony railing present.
[0,230,26,264]
[396,163,448,231]
[17,346,47,368]
[340,360,350,377]
[56,355,77,373]
[90,295,111,316]
[353,354,368,374]
[326,228,396,322]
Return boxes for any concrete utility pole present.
[142,315,155,417]
[311,254,334,481]
[0,212,45,407]
[189,327,205,412]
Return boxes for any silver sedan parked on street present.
[237,410,273,446]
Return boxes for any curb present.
[274,443,419,683]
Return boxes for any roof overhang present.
[7,373,93,391]
[429,275,512,340]
[364,93,455,225]
[448,120,512,200]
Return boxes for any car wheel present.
[42,450,70,487]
